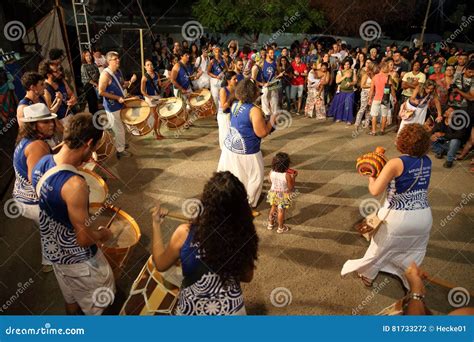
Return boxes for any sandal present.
[267,222,274,230]
[276,225,290,234]
[367,131,376,136]
[378,131,385,136]
[358,273,373,287]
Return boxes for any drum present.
[77,168,108,204]
[121,99,153,136]
[189,88,216,118]
[158,97,188,130]
[266,79,281,91]
[120,256,182,315]
[89,204,141,279]
[93,130,116,162]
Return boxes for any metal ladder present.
[72,0,91,53]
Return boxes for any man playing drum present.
[98,51,136,159]
[261,47,280,118]
[32,113,115,315]
[207,46,226,107]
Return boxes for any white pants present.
[217,149,264,208]
[106,109,126,153]
[15,200,52,266]
[217,111,230,150]
[210,77,221,108]
[261,87,279,117]
[193,75,210,90]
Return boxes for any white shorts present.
[290,85,304,99]
[53,249,115,315]
[370,100,389,117]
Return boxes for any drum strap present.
[145,72,161,95]
[35,164,79,198]
[104,68,125,97]
[181,260,211,289]
[178,62,195,91]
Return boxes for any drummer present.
[207,45,226,107]
[98,51,137,159]
[31,113,115,315]
[261,46,279,118]
[140,59,164,140]
[170,52,200,98]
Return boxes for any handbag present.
[356,158,424,241]
[381,75,391,106]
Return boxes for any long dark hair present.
[193,172,259,284]
[16,120,55,144]
[221,71,236,87]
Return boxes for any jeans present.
[432,138,462,162]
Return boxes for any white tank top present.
[270,171,289,192]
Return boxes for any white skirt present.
[217,148,264,208]
[217,110,230,150]
[341,206,432,289]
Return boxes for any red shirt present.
[291,62,307,86]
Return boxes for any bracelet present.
[408,292,425,302]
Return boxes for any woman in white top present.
[217,71,238,149]
[305,61,330,119]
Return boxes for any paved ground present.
[1,114,473,315]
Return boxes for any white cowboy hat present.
[22,103,57,122]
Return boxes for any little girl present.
[267,152,297,233]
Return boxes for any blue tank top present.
[13,138,38,204]
[210,58,225,76]
[145,72,159,96]
[236,72,244,82]
[219,87,231,113]
[103,69,125,112]
[386,155,432,210]
[262,60,277,82]
[19,96,46,106]
[224,102,261,155]
[45,81,68,119]
[32,155,97,264]
[180,226,201,277]
[176,63,192,91]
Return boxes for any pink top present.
[372,73,389,101]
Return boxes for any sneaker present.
[276,225,291,234]
[443,161,453,168]
[116,150,132,159]
[267,222,274,230]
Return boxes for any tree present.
[192,0,325,43]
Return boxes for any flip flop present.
[277,225,290,234]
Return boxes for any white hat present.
[22,103,57,122]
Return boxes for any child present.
[267,152,296,233]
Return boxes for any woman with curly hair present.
[341,124,433,290]
[217,78,278,212]
[152,172,259,315]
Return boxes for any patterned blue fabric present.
[386,155,432,210]
[219,87,231,113]
[13,138,38,204]
[224,102,261,155]
[176,226,244,315]
[19,96,46,106]
[32,155,97,264]
[176,63,192,91]
[262,60,277,82]
[103,70,125,112]
[210,58,225,76]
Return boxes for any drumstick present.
[105,207,121,229]
[51,141,64,153]
[423,272,474,297]
[148,207,192,222]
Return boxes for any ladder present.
[72,0,92,53]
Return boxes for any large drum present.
[93,130,116,162]
[158,97,188,130]
[120,256,182,315]
[121,99,153,136]
[89,204,141,279]
[189,88,216,118]
[77,168,108,204]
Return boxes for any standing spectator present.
[193,47,211,90]
[454,53,468,78]
[304,61,329,119]
[401,61,426,103]
[93,49,107,73]
[354,62,374,128]
[328,59,357,125]
[392,50,409,78]
[368,48,381,64]
[290,55,308,114]
[80,50,100,114]
[367,61,396,135]
[277,56,293,110]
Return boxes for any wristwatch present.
[408,292,425,302]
